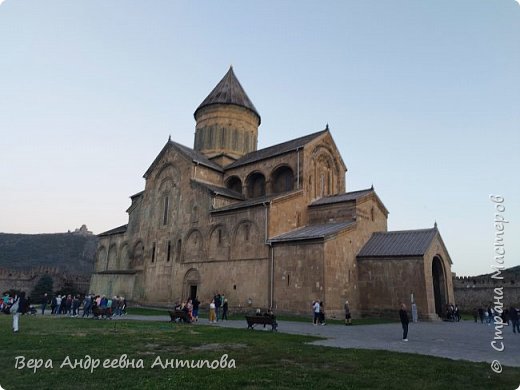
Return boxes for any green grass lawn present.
[1,315,518,390]
[126,306,167,316]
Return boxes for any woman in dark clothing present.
[399,303,409,341]
[222,299,228,321]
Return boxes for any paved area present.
[117,315,520,367]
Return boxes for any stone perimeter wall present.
[0,266,90,295]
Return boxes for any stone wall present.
[272,241,324,314]
[454,286,520,311]
[453,275,520,310]
[0,266,90,296]
[357,257,426,318]
[89,272,136,298]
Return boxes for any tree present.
[54,280,80,297]
[30,274,54,303]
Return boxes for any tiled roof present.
[171,141,224,172]
[194,67,260,123]
[310,188,374,206]
[269,221,355,243]
[98,224,128,237]
[357,228,438,258]
[193,181,245,200]
[226,129,328,169]
[143,140,224,178]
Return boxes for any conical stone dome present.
[193,67,260,165]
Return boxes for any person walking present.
[209,300,216,323]
[312,300,320,325]
[510,305,519,334]
[192,296,200,322]
[214,294,221,322]
[344,300,352,325]
[319,301,326,325]
[399,303,409,341]
[222,299,228,321]
[41,293,48,315]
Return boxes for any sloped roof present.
[171,141,224,172]
[211,194,278,213]
[194,66,260,123]
[226,129,328,169]
[130,190,144,199]
[269,221,355,243]
[310,188,374,206]
[98,224,128,237]
[357,228,438,258]
[192,181,245,200]
[143,139,224,178]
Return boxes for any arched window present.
[162,196,169,225]
[271,166,294,194]
[225,176,243,194]
[107,244,117,270]
[176,239,182,263]
[131,241,144,269]
[246,172,266,198]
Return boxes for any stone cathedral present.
[90,67,455,319]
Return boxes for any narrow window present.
[219,127,225,147]
[167,241,171,262]
[151,242,156,263]
[218,229,222,244]
[371,207,375,222]
[176,239,182,262]
[163,196,169,225]
[287,274,290,287]
[245,224,250,241]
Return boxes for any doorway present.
[432,256,447,317]
[189,285,198,301]
[183,268,201,301]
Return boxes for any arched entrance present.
[432,256,447,317]
[183,268,201,301]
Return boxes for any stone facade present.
[90,68,455,319]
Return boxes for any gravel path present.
[116,315,520,368]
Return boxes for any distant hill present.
[0,231,98,275]
[455,265,520,285]
[474,265,520,281]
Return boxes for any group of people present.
[445,304,461,322]
[171,295,229,324]
[472,304,520,332]
[209,293,228,323]
[2,290,129,332]
[312,300,326,325]
[46,294,127,318]
[312,300,352,326]
[173,297,201,323]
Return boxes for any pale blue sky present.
[0,1,518,276]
